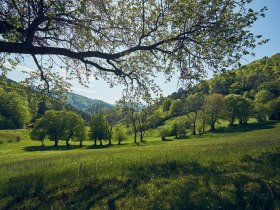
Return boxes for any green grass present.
[0,121,280,209]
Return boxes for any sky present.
[4,0,280,104]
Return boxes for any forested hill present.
[169,53,280,99]
[65,92,113,112]
[0,77,113,129]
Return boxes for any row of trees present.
[30,110,86,146]
[161,92,280,134]
[30,109,127,146]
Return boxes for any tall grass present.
[0,121,280,209]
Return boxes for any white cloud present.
[3,62,35,73]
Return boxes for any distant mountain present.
[65,92,113,112]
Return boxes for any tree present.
[224,94,242,126]
[105,108,120,145]
[148,108,165,128]
[136,107,152,142]
[162,98,173,112]
[224,94,252,125]
[171,120,187,139]
[185,93,205,134]
[267,97,280,120]
[169,99,184,116]
[61,111,86,146]
[30,118,47,146]
[89,114,109,146]
[254,90,275,104]
[31,110,63,146]
[114,126,127,145]
[0,91,30,129]
[253,90,274,122]
[159,127,170,141]
[117,97,139,143]
[204,93,224,131]
[30,110,86,146]
[0,0,266,97]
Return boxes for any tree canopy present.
[30,110,86,146]
[0,0,267,98]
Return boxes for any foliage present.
[185,93,205,134]
[148,108,165,128]
[89,114,109,145]
[105,108,121,145]
[113,126,127,145]
[0,90,30,129]
[0,0,267,98]
[267,97,280,120]
[253,90,274,122]
[30,110,86,146]
[171,120,187,139]
[162,98,173,112]
[61,111,86,146]
[169,99,184,116]
[159,127,170,141]
[204,93,224,130]
[224,94,253,125]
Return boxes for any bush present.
[159,127,170,141]
[114,127,127,145]
[171,121,187,139]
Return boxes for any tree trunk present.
[162,137,165,141]
[79,141,83,146]
[193,123,196,135]
[94,138,97,146]
[66,139,70,146]
[202,119,205,133]
[140,130,144,142]
[211,123,215,131]
[100,139,102,146]
[118,140,121,145]
[134,128,137,143]
[193,112,197,135]
[230,115,234,126]
[54,140,58,146]
[108,126,113,145]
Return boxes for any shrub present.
[159,127,170,141]
[114,127,127,145]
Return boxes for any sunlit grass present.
[0,121,280,209]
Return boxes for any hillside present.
[169,53,280,99]
[65,92,113,112]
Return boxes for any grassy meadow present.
[0,121,280,209]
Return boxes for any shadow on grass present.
[87,144,115,149]
[23,142,132,151]
[23,145,83,151]
[3,149,280,209]
[162,138,174,142]
[213,121,278,134]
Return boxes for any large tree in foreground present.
[0,0,267,97]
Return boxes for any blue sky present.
[5,0,280,104]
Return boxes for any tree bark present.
[108,126,113,145]
[134,128,137,143]
[66,140,70,146]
